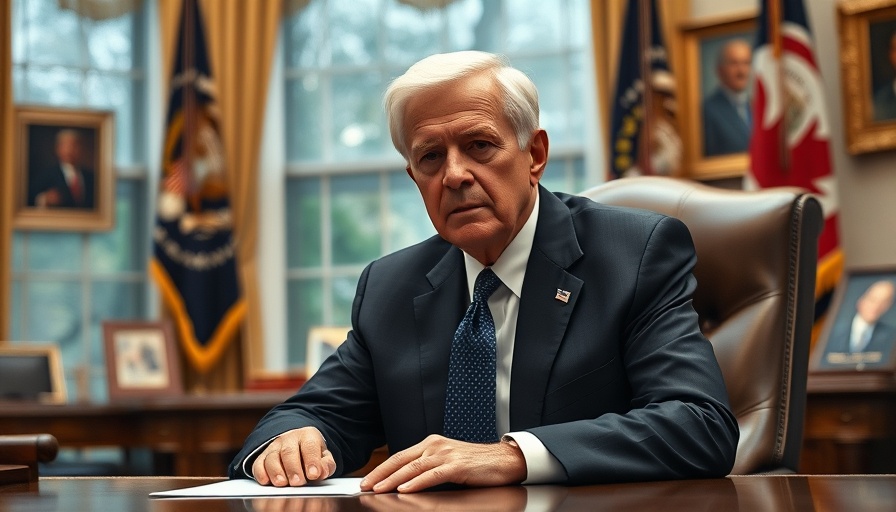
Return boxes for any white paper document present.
[150,478,364,498]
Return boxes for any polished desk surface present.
[1,475,894,511]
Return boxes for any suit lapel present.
[510,189,584,430]
[413,247,467,436]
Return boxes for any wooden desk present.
[0,393,290,476]
[1,475,895,511]
[801,371,896,473]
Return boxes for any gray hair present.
[384,51,540,160]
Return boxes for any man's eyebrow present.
[410,138,441,156]
[459,125,501,140]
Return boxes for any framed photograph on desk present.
[812,268,896,372]
[0,344,66,403]
[102,321,183,400]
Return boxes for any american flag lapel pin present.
[555,289,571,303]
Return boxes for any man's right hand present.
[252,427,337,487]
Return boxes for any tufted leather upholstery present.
[580,176,823,474]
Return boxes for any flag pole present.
[638,0,653,175]
[768,0,790,172]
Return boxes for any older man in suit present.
[702,39,752,157]
[230,51,738,493]
[28,129,95,209]
[822,280,896,368]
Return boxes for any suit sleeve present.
[229,264,386,479]
[527,216,739,484]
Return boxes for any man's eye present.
[420,152,439,162]
[471,141,491,150]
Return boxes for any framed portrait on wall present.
[679,11,757,180]
[102,321,183,400]
[13,106,115,231]
[811,268,896,373]
[839,0,896,154]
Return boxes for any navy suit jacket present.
[231,187,738,484]
[27,164,96,209]
[702,88,750,157]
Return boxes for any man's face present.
[857,282,895,324]
[56,134,82,165]
[717,41,752,93]
[402,72,547,265]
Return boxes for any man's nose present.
[442,150,473,189]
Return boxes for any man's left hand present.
[359,434,526,493]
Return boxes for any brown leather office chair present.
[580,176,823,474]
[0,434,59,483]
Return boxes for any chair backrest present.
[580,176,823,474]
[0,434,59,483]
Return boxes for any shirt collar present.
[462,188,539,301]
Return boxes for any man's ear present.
[528,129,549,185]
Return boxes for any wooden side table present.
[801,371,896,473]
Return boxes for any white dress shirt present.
[460,189,565,484]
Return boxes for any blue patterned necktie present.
[444,268,501,443]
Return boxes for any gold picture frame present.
[811,268,896,373]
[678,11,757,180]
[305,326,350,378]
[102,321,183,400]
[0,344,67,404]
[13,106,115,231]
[839,0,896,154]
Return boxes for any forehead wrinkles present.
[409,117,502,155]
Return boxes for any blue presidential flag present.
[609,0,681,179]
[150,0,245,373]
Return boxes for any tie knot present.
[473,268,501,303]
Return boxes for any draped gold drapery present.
[159,0,282,390]
[0,0,13,342]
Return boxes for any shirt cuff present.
[503,431,565,484]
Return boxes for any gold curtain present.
[159,0,282,390]
[0,0,12,341]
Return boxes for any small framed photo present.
[305,326,349,378]
[678,11,757,180]
[812,269,896,372]
[102,321,183,400]
[838,0,896,154]
[13,106,115,231]
[0,344,67,404]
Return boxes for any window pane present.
[285,0,326,69]
[85,73,137,163]
[287,178,322,267]
[27,232,83,272]
[386,171,435,252]
[506,0,562,53]
[22,66,84,106]
[12,66,26,103]
[89,180,145,273]
[26,281,82,366]
[330,174,381,265]
[10,281,22,340]
[328,0,378,67]
[87,13,135,70]
[446,0,490,52]
[12,232,26,271]
[331,72,388,161]
[539,159,570,194]
[384,2,442,66]
[285,75,324,161]
[332,274,360,326]
[288,278,324,367]
[18,0,85,67]
[11,0,25,62]
[516,56,573,145]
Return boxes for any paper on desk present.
[149,478,363,498]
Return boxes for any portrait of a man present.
[817,276,896,370]
[869,20,896,122]
[26,125,98,210]
[701,37,753,157]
